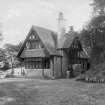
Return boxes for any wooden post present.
[42,58,44,77]
[61,57,63,78]
[11,56,14,75]
[52,57,54,77]
[21,63,23,76]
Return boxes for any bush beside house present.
[77,61,105,83]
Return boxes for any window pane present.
[26,42,30,49]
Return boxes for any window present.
[25,41,42,49]
[31,41,41,49]
[26,42,30,49]
[25,32,44,50]
[25,63,28,69]
[29,33,38,40]
[29,36,32,40]
[39,61,41,68]
[32,35,35,39]
[24,58,50,69]
[44,58,50,69]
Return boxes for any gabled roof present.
[17,25,59,58]
[57,31,79,49]
[17,25,89,59]
[32,26,58,55]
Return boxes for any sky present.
[0,0,92,47]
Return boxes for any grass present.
[0,79,105,105]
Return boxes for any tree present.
[91,0,105,15]
[0,49,10,71]
[4,42,23,52]
[3,42,23,71]
[81,16,105,66]
[81,0,105,67]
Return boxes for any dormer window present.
[29,36,32,40]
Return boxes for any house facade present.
[17,12,89,78]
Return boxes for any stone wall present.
[53,56,62,78]
[24,65,54,79]
[61,50,69,78]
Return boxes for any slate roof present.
[17,25,59,58]
[32,26,58,55]
[17,25,89,59]
[57,31,78,49]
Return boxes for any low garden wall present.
[24,69,54,79]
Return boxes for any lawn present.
[0,79,105,105]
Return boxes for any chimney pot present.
[69,26,73,31]
[59,12,63,19]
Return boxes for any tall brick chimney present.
[57,12,65,40]
[57,12,65,49]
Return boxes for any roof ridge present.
[32,25,57,33]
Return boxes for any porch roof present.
[20,49,49,58]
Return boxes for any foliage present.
[0,49,10,71]
[0,42,23,71]
[0,49,7,61]
[91,0,105,15]
[77,61,105,82]
[4,42,23,52]
[1,61,10,71]
[0,23,3,42]
[81,15,105,46]
[3,42,23,68]
[81,0,105,66]
[81,18,105,66]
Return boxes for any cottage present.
[17,12,89,78]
